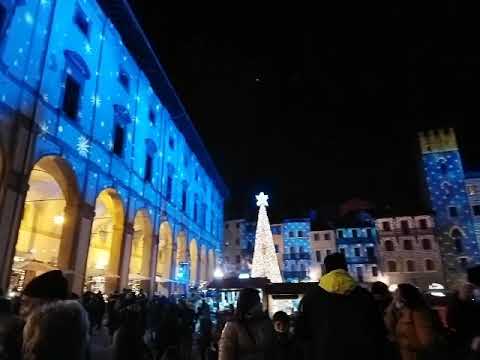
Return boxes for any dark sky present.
[129,3,480,221]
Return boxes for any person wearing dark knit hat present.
[20,270,69,320]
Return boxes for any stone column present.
[69,203,96,294]
[118,222,134,290]
[0,171,29,289]
[148,233,158,296]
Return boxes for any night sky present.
[129,3,480,222]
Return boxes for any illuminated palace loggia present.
[0,0,228,295]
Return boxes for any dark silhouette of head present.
[397,283,426,310]
[236,288,260,320]
[324,253,348,273]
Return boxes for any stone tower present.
[419,128,480,288]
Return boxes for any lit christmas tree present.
[251,192,282,283]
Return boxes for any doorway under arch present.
[84,188,124,294]
[189,239,198,284]
[199,245,207,282]
[156,221,173,294]
[9,156,80,292]
[175,232,187,283]
[128,209,153,292]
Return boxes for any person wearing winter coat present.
[219,288,274,360]
[385,283,439,360]
[295,253,387,360]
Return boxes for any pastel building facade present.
[0,0,227,295]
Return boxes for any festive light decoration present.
[251,193,282,283]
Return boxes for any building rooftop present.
[97,0,229,198]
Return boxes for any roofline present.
[97,0,229,198]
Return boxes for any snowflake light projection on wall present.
[77,136,90,157]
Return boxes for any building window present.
[366,246,374,258]
[118,69,130,92]
[404,240,413,250]
[449,206,459,218]
[385,240,394,251]
[406,260,415,272]
[74,5,89,38]
[314,233,320,241]
[113,124,125,156]
[289,231,294,238]
[275,245,279,253]
[236,238,240,246]
[352,229,358,237]
[366,228,373,237]
[326,249,332,256]
[422,238,432,250]
[382,221,391,231]
[148,107,156,124]
[236,223,240,229]
[459,257,468,269]
[290,247,296,254]
[371,266,378,277]
[300,263,305,272]
[316,251,321,262]
[400,220,410,234]
[340,248,346,256]
[236,255,241,264]
[324,233,331,241]
[181,183,187,212]
[387,260,397,272]
[168,137,175,150]
[473,205,480,216]
[62,75,81,119]
[144,154,153,182]
[419,219,428,229]
[468,184,478,196]
[356,267,363,282]
[354,247,360,257]
[425,259,435,271]
[451,228,464,253]
[193,195,198,222]
[166,176,173,202]
[298,230,304,237]
[225,224,229,230]
[338,230,344,238]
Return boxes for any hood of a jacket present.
[319,269,357,295]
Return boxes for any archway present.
[208,249,215,281]
[450,227,464,253]
[128,209,153,292]
[84,189,124,294]
[189,239,198,284]
[199,245,207,282]
[156,221,173,295]
[9,156,80,292]
[175,232,187,283]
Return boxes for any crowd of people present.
[1,252,480,360]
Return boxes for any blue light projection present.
[0,0,227,257]
[282,220,311,282]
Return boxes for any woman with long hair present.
[219,288,274,360]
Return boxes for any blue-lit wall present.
[282,220,311,282]
[421,146,480,284]
[0,0,226,287]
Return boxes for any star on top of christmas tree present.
[256,192,269,207]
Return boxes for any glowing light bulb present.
[53,215,65,225]
[214,268,224,279]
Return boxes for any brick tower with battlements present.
[419,128,480,288]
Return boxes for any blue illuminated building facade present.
[335,212,379,283]
[0,0,227,295]
[282,219,311,282]
[419,129,480,286]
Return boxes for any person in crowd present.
[371,281,393,316]
[0,291,23,360]
[219,288,274,360]
[271,311,296,360]
[295,252,387,360]
[22,300,90,360]
[198,309,213,360]
[177,299,195,360]
[447,282,480,358]
[19,270,69,320]
[385,283,447,360]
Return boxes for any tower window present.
[74,5,89,38]
[113,124,125,156]
[62,75,81,119]
[473,205,480,216]
[425,259,435,271]
[404,240,413,250]
[449,206,459,218]
[144,154,153,182]
[118,69,130,92]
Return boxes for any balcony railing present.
[283,271,308,280]
[283,253,311,260]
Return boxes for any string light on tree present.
[251,192,282,283]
